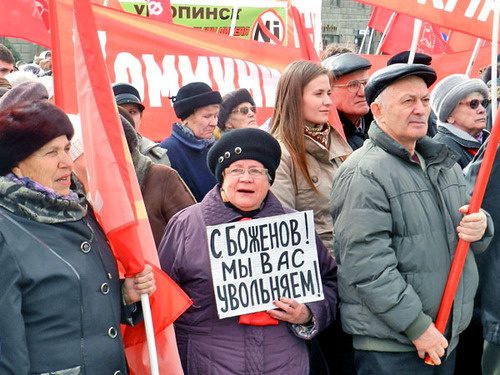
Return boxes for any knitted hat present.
[0,100,74,175]
[171,82,222,121]
[430,74,489,123]
[0,80,49,111]
[387,51,432,66]
[217,88,255,130]
[365,63,437,105]
[207,128,281,184]
[112,82,145,111]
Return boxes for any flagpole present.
[229,1,240,36]
[465,39,483,77]
[366,27,375,54]
[141,294,160,375]
[376,12,396,55]
[358,26,370,54]
[408,18,422,64]
[491,1,499,125]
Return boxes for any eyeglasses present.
[225,167,268,178]
[459,99,487,110]
[231,105,257,115]
[333,80,368,93]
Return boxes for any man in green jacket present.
[330,64,493,375]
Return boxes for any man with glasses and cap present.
[322,53,372,150]
[330,64,492,374]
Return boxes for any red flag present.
[358,0,499,41]
[368,7,446,56]
[148,0,173,23]
[55,0,192,372]
[0,0,50,47]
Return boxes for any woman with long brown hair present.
[270,60,351,255]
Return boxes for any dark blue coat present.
[160,123,217,202]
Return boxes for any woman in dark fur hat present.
[0,100,156,374]
[159,82,222,202]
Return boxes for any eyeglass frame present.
[231,105,257,115]
[458,98,487,110]
[332,79,369,93]
[223,167,270,180]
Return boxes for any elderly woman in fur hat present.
[0,100,156,374]
[158,128,338,375]
[160,82,222,202]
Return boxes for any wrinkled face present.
[331,69,370,122]
[372,76,430,152]
[447,93,487,138]
[302,74,332,125]
[121,103,143,131]
[0,60,14,78]
[12,135,73,196]
[221,159,271,212]
[225,102,257,130]
[185,104,220,139]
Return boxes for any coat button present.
[108,327,118,339]
[311,176,318,183]
[100,283,110,295]
[114,371,122,375]
[80,241,91,253]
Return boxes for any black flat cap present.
[112,82,145,111]
[387,51,432,66]
[365,63,437,105]
[321,53,372,78]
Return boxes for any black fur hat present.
[207,128,281,184]
[171,82,222,120]
[0,100,74,175]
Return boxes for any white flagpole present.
[229,2,240,37]
[141,294,159,375]
[376,12,396,55]
[367,27,375,54]
[408,18,423,64]
[358,26,370,54]
[491,2,500,126]
[465,38,483,77]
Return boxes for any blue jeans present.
[354,349,456,375]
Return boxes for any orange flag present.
[50,0,192,372]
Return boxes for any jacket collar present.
[171,122,215,150]
[304,126,352,163]
[368,121,460,168]
[200,185,286,226]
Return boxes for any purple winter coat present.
[158,185,338,375]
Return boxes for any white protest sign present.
[207,210,323,319]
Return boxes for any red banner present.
[359,0,498,41]
[45,0,303,141]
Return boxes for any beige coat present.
[271,128,351,254]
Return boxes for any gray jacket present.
[330,122,493,354]
[0,176,140,374]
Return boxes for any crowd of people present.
[0,40,499,375]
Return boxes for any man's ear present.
[371,102,382,121]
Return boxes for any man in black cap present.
[322,53,372,150]
[112,82,171,167]
[330,64,492,374]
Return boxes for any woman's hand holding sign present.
[268,297,313,324]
